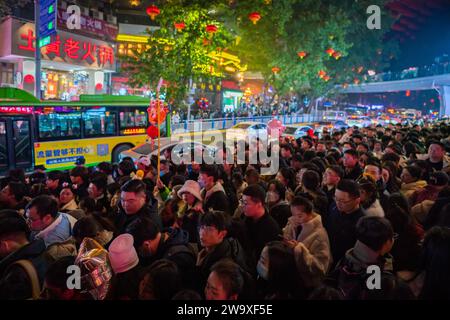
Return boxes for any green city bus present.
[0,87,169,175]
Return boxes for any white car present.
[226,122,268,142]
[282,125,313,140]
[119,141,217,164]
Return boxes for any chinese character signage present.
[33,136,148,170]
[12,20,116,71]
[57,8,118,42]
[0,106,33,114]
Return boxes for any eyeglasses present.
[335,198,356,205]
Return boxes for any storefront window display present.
[41,70,89,101]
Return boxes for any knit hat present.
[177,180,203,202]
[108,234,139,274]
[429,171,449,187]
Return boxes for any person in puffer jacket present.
[283,196,332,289]
[26,195,77,248]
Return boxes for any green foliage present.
[123,0,399,106]
[120,2,234,106]
[0,0,31,19]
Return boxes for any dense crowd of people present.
[0,119,450,300]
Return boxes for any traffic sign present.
[38,0,57,46]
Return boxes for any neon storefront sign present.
[0,106,33,114]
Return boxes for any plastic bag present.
[75,237,113,300]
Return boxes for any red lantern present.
[95,83,103,91]
[406,90,411,97]
[174,22,186,32]
[271,67,280,74]
[248,12,261,25]
[146,5,160,20]
[325,48,335,56]
[323,75,331,82]
[146,125,159,139]
[332,51,342,60]
[297,51,307,59]
[318,70,327,78]
[206,24,218,34]
[24,74,34,83]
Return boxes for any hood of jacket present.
[401,180,427,192]
[341,240,385,274]
[163,227,190,247]
[203,182,226,203]
[34,212,77,247]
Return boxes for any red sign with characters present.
[0,107,33,114]
[12,20,116,71]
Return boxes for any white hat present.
[177,180,203,202]
[138,156,151,167]
[108,234,139,274]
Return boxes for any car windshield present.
[284,127,297,134]
[232,123,251,129]
[134,143,155,155]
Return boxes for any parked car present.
[119,141,217,164]
[282,125,313,140]
[226,122,268,142]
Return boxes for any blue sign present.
[323,101,333,108]
[39,0,57,43]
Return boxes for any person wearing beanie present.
[108,233,142,299]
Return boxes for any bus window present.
[119,109,147,129]
[37,111,81,140]
[83,109,117,137]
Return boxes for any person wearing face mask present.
[125,217,196,290]
[282,196,332,289]
[159,160,173,187]
[266,180,291,229]
[256,241,306,299]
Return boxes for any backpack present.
[4,259,41,300]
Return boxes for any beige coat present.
[401,180,427,201]
[283,214,332,288]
